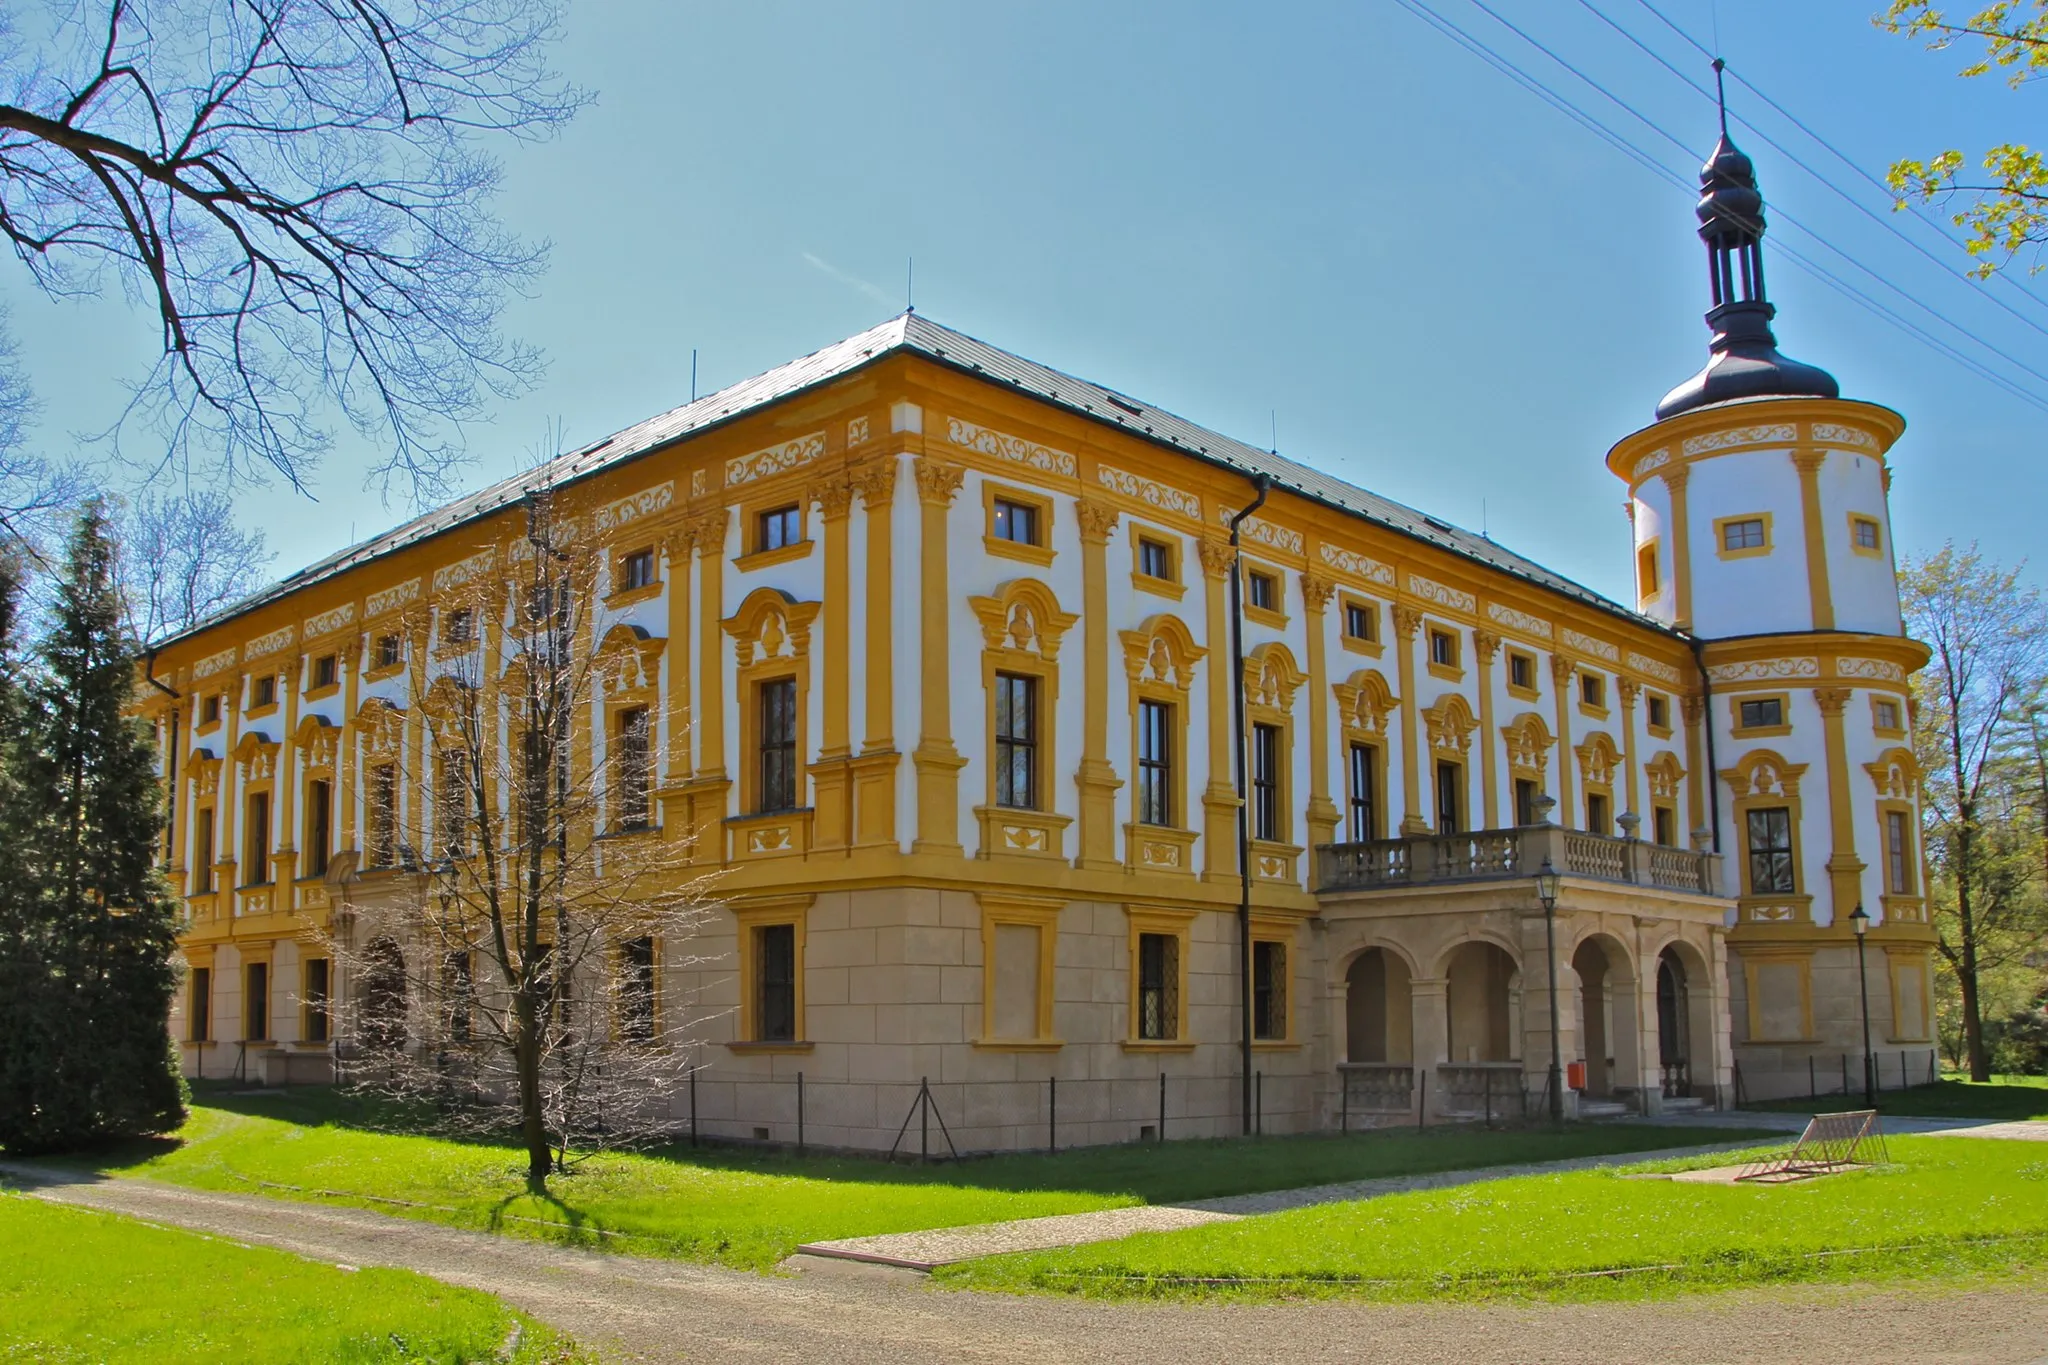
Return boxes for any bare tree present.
[1902,541,2048,1080]
[328,490,717,1188]
[0,1,585,505]
[0,311,85,550]
[118,487,271,643]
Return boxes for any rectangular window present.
[1586,791,1611,835]
[1251,722,1282,842]
[251,675,276,709]
[1874,699,1902,732]
[312,654,337,689]
[1581,673,1605,709]
[620,936,657,1043]
[622,548,657,590]
[1747,806,1796,894]
[758,504,801,553]
[1348,743,1379,840]
[245,962,269,1041]
[1739,697,1785,729]
[202,695,221,726]
[1247,569,1277,611]
[993,673,1039,810]
[370,763,398,867]
[992,497,1040,546]
[757,678,799,812]
[194,807,214,892]
[305,779,332,878]
[616,707,652,828]
[1853,516,1881,551]
[443,607,475,645]
[443,950,473,1043]
[436,751,467,858]
[1637,543,1660,598]
[302,958,330,1044]
[1722,517,1767,552]
[1429,629,1456,668]
[1654,805,1677,847]
[1647,694,1670,730]
[245,792,270,884]
[1515,778,1539,827]
[1137,698,1174,826]
[1136,932,1179,1040]
[1253,939,1288,1041]
[189,967,211,1041]
[1435,761,1462,834]
[755,923,797,1042]
[1344,602,1376,642]
[1887,810,1912,894]
[1509,651,1535,691]
[375,634,402,669]
[1138,537,1174,581]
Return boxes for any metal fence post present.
[1158,1072,1166,1143]
[1048,1075,1057,1153]
[1340,1070,1349,1134]
[1809,1055,1816,1100]
[797,1071,805,1153]
[1255,1070,1263,1136]
[690,1066,699,1147]
[920,1076,929,1164]
[1417,1069,1427,1129]
[1840,1053,1849,1094]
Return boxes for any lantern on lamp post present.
[1534,858,1565,1125]
[1850,903,1875,1107]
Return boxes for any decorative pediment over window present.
[188,749,223,798]
[1864,745,1921,800]
[969,578,1077,662]
[355,696,406,758]
[1332,669,1399,736]
[1721,747,1808,798]
[723,587,821,668]
[232,729,281,782]
[1243,642,1308,711]
[1421,692,1479,752]
[1120,614,1205,692]
[1576,732,1620,787]
[420,674,479,729]
[595,621,664,693]
[294,715,340,769]
[1500,711,1554,776]
[1645,750,1685,801]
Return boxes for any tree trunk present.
[514,983,549,1189]
[1958,955,1988,1083]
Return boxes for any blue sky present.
[7,0,2044,604]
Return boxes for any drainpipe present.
[1228,473,1270,1136]
[1685,634,1723,857]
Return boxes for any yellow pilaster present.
[1473,630,1501,829]
[911,457,966,856]
[1076,497,1123,870]
[1665,465,1693,630]
[1681,693,1706,845]
[1549,654,1577,828]
[341,637,359,855]
[851,456,899,849]
[661,522,693,789]
[1301,571,1342,849]
[1198,536,1239,875]
[1792,448,1835,631]
[688,506,731,859]
[1618,678,1642,826]
[275,658,301,889]
[1393,605,1429,835]
[809,475,856,853]
[1815,686,1864,919]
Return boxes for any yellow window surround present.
[1424,623,1463,682]
[1130,528,1184,599]
[1122,903,1196,1052]
[1242,562,1288,629]
[1338,592,1383,658]
[983,481,1057,567]
[975,892,1063,1050]
[1847,511,1885,559]
[727,894,813,1053]
[1730,690,1794,739]
[1250,915,1302,1048]
[1713,511,1773,561]
[1504,647,1539,700]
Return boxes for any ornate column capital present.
[1814,686,1852,717]
[1299,572,1337,615]
[1617,678,1641,709]
[1391,605,1424,640]
[913,456,965,507]
[1662,463,1691,494]
[1196,536,1235,581]
[810,476,856,521]
[1473,629,1502,664]
[683,507,729,556]
[850,456,898,509]
[1075,497,1120,545]
[1549,653,1576,684]
[1790,448,1828,477]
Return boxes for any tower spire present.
[1654,91,1838,420]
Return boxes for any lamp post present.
[1534,858,1564,1125]
[1850,903,1875,1107]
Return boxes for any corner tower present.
[1605,116,1935,1100]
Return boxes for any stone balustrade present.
[1316,823,1722,896]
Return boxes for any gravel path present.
[10,1165,2047,1364]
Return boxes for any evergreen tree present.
[0,507,184,1152]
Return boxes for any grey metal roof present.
[161,313,1662,648]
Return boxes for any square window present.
[1853,517,1881,551]
[1138,537,1175,581]
[1874,699,1902,732]
[443,607,475,645]
[757,505,801,553]
[374,634,402,669]
[622,548,657,591]
[1722,517,1767,552]
[1581,674,1605,709]
[312,654,337,689]
[1429,629,1457,668]
[1508,651,1535,691]
[1739,697,1785,730]
[992,497,1040,546]
[1344,601,1376,642]
[251,675,275,709]
[1247,570,1277,612]
[1647,694,1670,730]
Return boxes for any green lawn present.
[940,1135,2048,1302]
[1741,1074,2048,1122]
[40,1085,1772,1271]
[0,1192,586,1363]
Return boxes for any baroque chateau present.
[145,129,1932,1149]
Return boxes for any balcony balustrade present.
[1317,823,1721,897]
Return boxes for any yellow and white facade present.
[145,136,1932,1138]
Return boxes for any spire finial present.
[1712,57,1728,136]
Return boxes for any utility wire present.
[1633,0,2048,314]
[1394,0,2048,414]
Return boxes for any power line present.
[1395,0,2048,413]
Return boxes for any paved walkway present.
[10,1166,2048,1365]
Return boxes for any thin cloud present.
[802,251,895,308]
